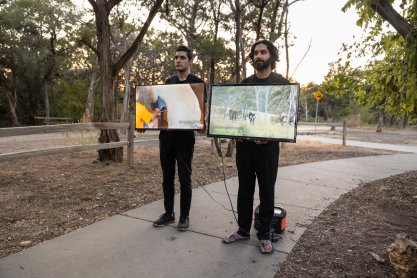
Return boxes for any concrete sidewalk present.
[1,150,417,277]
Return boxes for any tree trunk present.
[186,1,199,47]
[229,0,243,82]
[90,0,164,162]
[212,137,236,158]
[304,99,309,120]
[284,5,289,78]
[121,65,131,122]
[213,138,223,157]
[42,30,56,125]
[209,0,219,85]
[402,113,409,129]
[225,139,236,157]
[235,13,241,82]
[5,93,20,126]
[82,68,98,122]
[269,0,285,42]
[376,110,384,132]
[5,70,21,126]
[95,1,123,162]
[239,19,247,79]
[44,85,50,123]
[255,0,268,41]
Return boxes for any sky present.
[277,0,367,85]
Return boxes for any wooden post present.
[342,120,347,146]
[127,115,135,167]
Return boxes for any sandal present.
[259,239,274,254]
[222,232,250,244]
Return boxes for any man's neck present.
[255,68,272,79]
[177,70,190,81]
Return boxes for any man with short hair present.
[153,45,205,231]
[222,40,290,254]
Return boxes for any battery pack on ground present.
[253,205,287,234]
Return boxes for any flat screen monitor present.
[135,83,205,130]
[207,83,299,142]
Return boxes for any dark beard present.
[254,57,272,71]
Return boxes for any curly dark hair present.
[175,45,193,60]
[249,40,279,70]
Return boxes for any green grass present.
[209,108,295,139]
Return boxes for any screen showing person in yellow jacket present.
[135,87,163,129]
[136,101,155,128]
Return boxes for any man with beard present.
[153,45,205,231]
[222,40,290,255]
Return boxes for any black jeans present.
[159,130,195,217]
[235,141,279,240]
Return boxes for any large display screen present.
[207,84,299,142]
[135,83,205,130]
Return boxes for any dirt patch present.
[0,134,398,259]
[1,128,416,278]
[276,171,417,278]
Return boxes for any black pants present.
[235,141,279,240]
[159,130,195,217]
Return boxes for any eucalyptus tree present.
[83,0,164,162]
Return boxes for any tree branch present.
[290,38,311,79]
[288,0,302,6]
[113,0,164,76]
[371,0,412,39]
[107,0,124,11]
[87,0,98,11]
[80,36,99,56]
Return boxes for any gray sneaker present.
[153,212,175,227]
[177,216,189,231]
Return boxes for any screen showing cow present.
[207,84,299,142]
[135,83,205,130]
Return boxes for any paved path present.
[1,140,417,278]
[299,135,417,153]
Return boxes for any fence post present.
[342,120,347,146]
[128,115,135,167]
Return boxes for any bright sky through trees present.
[280,0,367,85]
[74,0,368,85]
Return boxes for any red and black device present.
[254,205,287,234]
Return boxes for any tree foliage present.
[0,0,79,125]
[342,0,417,127]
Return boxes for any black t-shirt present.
[165,73,204,85]
[241,72,290,85]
